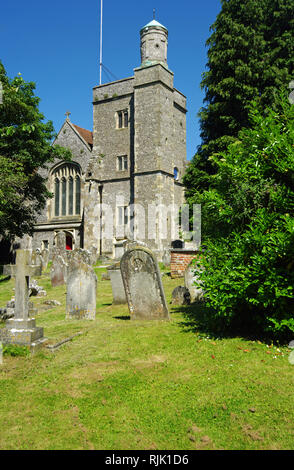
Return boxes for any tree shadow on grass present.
[172,301,229,339]
[172,300,291,344]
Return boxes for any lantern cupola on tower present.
[140,19,168,68]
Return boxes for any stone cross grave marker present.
[120,246,169,320]
[0,249,47,349]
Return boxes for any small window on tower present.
[117,155,128,171]
[174,167,179,181]
[117,110,128,129]
[117,206,129,226]
[124,111,128,128]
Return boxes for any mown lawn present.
[0,265,293,450]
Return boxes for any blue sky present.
[1,0,222,160]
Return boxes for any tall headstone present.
[50,255,68,287]
[66,249,97,320]
[107,262,127,304]
[55,231,67,253]
[120,246,169,320]
[0,249,47,350]
[41,248,49,271]
[50,231,67,287]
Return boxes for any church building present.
[31,18,188,261]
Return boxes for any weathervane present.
[153,8,156,20]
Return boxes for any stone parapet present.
[93,77,135,102]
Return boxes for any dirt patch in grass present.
[131,355,167,370]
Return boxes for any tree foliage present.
[194,93,294,341]
[184,0,294,197]
[0,62,71,239]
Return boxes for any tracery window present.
[52,164,81,217]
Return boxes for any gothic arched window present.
[51,163,82,217]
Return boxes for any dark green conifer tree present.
[184,0,294,199]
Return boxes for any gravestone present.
[31,249,43,273]
[50,232,68,287]
[0,249,47,350]
[184,260,204,302]
[66,249,97,320]
[107,262,127,304]
[120,246,169,320]
[88,245,98,265]
[171,286,191,305]
[50,255,68,287]
[114,240,126,259]
[55,231,67,253]
[162,249,171,267]
[41,248,49,271]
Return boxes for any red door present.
[66,235,73,250]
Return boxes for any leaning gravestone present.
[120,246,169,320]
[184,260,204,302]
[66,249,97,320]
[107,262,127,304]
[0,249,47,350]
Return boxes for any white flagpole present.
[99,0,103,85]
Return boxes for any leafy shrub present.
[193,92,294,341]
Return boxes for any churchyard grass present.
[0,264,293,450]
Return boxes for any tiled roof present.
[72,124,93,148]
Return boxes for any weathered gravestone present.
[55,231,67,252]
[0,249,47,350]
[41,248,49,271]
[31,248,43,273]
[88,245,98,265]
[120,246,169,320]
[107,262,127,304]
[171,285,191,305]
[50,231,68,287]
[184,260,204,302]
[50,254,68,287]
[66,249,97,320]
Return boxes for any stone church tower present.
[31,19,187,261]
